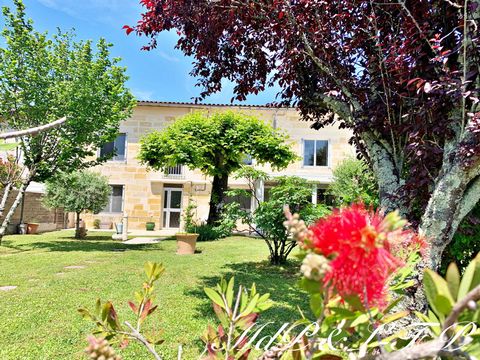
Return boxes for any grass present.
[0,230,308,359]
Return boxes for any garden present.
[0,0,479,359]
[0,231,306,359]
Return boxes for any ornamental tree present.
[138,111,297,225]
[327,157,379,208]
[0,0,134,240]
[222,167,330,264]
[43,171,111,239]
[127,1,480,269]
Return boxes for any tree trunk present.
[0,180,29,244]
[207,174,229,225]
[362,132,407,214]
[75,212,81,239]
[0,183,13,219]
[420,167,480,269]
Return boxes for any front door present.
[163,188,182,229]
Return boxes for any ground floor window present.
[225,190,252,212]
[102,185,124,213]
[316,186,335,206]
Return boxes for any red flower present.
[308,204,408,309]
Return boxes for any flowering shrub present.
[297,204,423,309]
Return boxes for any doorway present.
[163,188,183,229]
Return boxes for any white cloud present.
[35,0,141,24]
[131,88,154,101]
[157,51,180,63]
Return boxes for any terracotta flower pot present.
[27,223,39,234]
[176,233,199,255]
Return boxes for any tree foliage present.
[0,0,134,240]
[44,171,111,238]
[128,0,480,268]
[139,111,297,224]
[328,157,379,208]
[223,167,330,264]
[0,0,134,181]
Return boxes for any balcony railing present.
[163,165,184,179]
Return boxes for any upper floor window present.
[303,140,328,167]
[102,185,124,213]
[242,154,253,166]
[100,134,126,161]
[164,165,184,178]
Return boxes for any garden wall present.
[3,190,65,234]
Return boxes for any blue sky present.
[0,0,280,104]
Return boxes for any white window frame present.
[301,139,331,168]
[101,184,125,214]
[163,188,183,229]
[98,133,128,163]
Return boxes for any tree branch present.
[123,321,162,360]
[0,117,67,140]
[364,284,480,360]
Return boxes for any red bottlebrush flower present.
[309,204,409,309]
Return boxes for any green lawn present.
[0,231,307,359]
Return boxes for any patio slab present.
[123,237,163,245]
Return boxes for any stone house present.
[82,101,355,234]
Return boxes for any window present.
[317,187,335,206]
[303,140,329,167]
[165,165,184,177]
[102,185,124,213]
[242,154,253,166]
[100,134,126,161]
[225,191,252,212]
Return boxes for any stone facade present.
[4,189,65,234]
[82,101,355,231]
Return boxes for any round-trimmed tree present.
[43,171,111,239]
[138,111,297,225]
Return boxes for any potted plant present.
[93,219,101,229]
[176,200,199,255]
[27,219,40,234]
[146,212,155,231]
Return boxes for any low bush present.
[195,223,222,241]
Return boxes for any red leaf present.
[123,25,134,35]
[128,301,138,313]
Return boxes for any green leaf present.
[204,287,226,309]
[350,313,370,327]
[458,256,480,300]
[225,277,235,308]
[423,269,455,317]
[77,308,94,321]
[446,262,460,300]
[381,311,409,325]
[309,293,323,318]
[240,293,259,317]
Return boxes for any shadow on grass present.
[1,237,164,253]
[186,260,310,351]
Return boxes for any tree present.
[138,111,297,225]
[328,157,379,208]
[222,167,330,264]
[0,0,134,240]
[43,171,111,239]
[127,1,480,269]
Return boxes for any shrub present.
[93,219,101,229]
[196,223,221,241]
[222,167,331,265]
[327,157,379,207]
